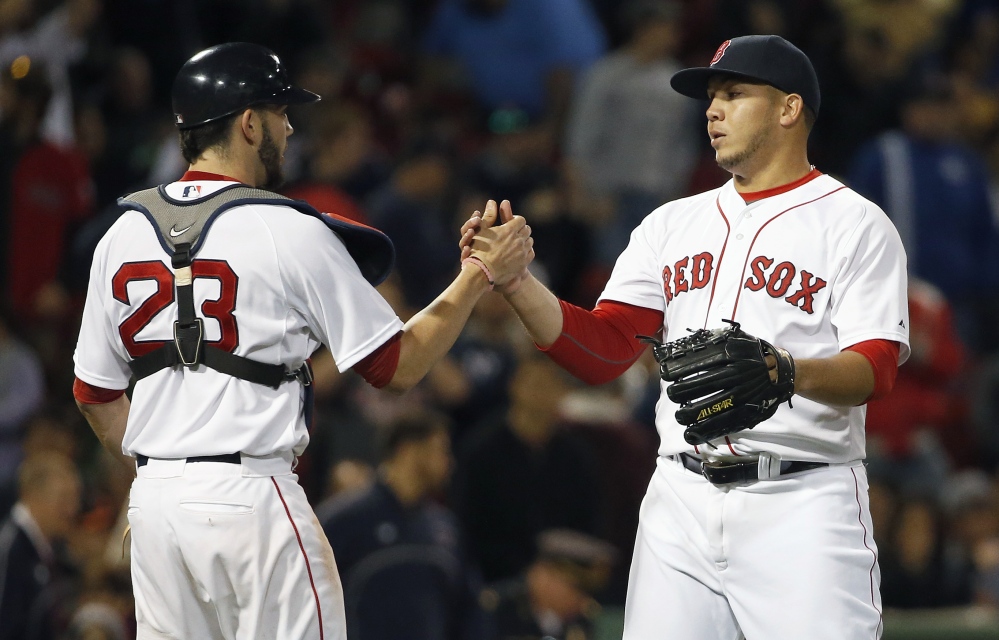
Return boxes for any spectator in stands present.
[466,107,559,211]
[940,471,999,607]
[849,76,999,352]
[0,409,80,518]
[283,103,371,224]
[948,7,999,155]
[453,354,601,582]
[565,0,698,264]
[808,22,910,175]
[516,185,594,304]
[367,143,458,307]
[481,528,615,640]
[220,0,329,67]
[865,278,966,491]
[879,496,974,608]
[0,61,93,322]
[424,287,522,449]
[0,0,100,146]
[0,452,82,640]
[90,47,168,205]
[0,309,45,490]
[322,411,484,640]
[422,0,606,124]
[65,601,129,640]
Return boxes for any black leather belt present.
[136,453,241,467]
[672,452,827,485]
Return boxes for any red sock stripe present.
[272,477,324,639]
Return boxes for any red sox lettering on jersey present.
[600,172,909,463]
[662,252,828,313]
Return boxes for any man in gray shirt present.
[566,0,699,264]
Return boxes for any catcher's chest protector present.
[118,185,327,388]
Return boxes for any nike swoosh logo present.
[169,224,194,237]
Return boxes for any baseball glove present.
[639,320,795,446]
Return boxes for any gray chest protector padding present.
[122,184,395,285]
[117,184,395,387]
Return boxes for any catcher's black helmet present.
[172,42,320,130]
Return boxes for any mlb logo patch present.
[182,185,202,198]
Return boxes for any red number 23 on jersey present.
[111,260,239,358]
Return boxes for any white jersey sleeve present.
[829,202,910,363]
[73,216,136,390]
[267,212,402,371]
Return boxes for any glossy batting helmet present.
[172,42,320,130]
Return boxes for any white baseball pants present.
[623,456,883,640]
[127,455,346,640]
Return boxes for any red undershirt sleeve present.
[353,331,402,388]
[73,378,126,404]
[540,299,665,385]
[844,339,900,403]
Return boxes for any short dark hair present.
[803,106,817,131]
[379,412,449,461]
[178,112,238,164]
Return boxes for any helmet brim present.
[174,86,321,129]
[274,86,321,105]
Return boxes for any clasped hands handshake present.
[458,199,533,293]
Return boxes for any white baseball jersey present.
[600,172,910,464]
[74,179,404,459]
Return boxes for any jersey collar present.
[737,168,822,204]
[179,170,240,182]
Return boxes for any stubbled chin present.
[716,152,738,171]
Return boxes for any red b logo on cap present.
[710,40,731,66]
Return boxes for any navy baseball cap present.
[670,35,820,115]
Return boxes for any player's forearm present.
[76,395,135,473]
[503,272,564,347]
[387,265,492,392]
[793,350,875,407]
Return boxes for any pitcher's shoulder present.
[815,176,893,225]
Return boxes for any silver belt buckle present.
[757,452,782,480]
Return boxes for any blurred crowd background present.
[3,0,999,638]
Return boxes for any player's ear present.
[779,94,805,129]
[238,109,257,144]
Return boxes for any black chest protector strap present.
[127,240,313,388]
[121,185,316,389]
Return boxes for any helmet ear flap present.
[172,42,320,131]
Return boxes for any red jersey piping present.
[738,168,822,203]
[704,198,732,328]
